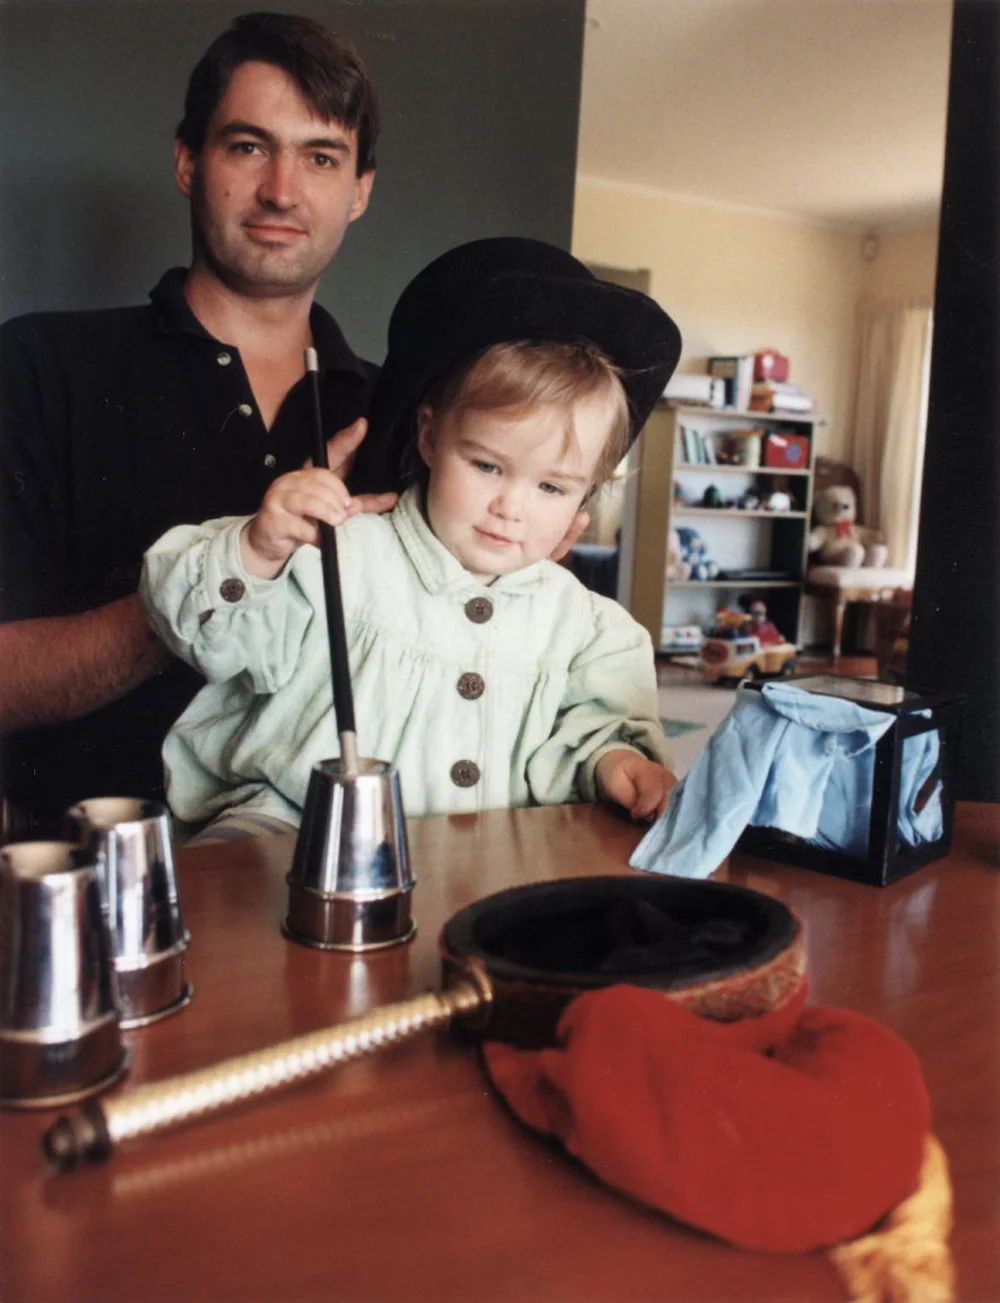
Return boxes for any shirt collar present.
[148,268,369,381]
[391,484,548,597]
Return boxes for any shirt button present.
[464,597,493,624]
[450,760,481,788]
[216,351,232,367]
[457,672,485,700]
[263,453,277,469]
[220,578,245,603]
[238,403,253,417]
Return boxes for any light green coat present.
[140,486,672,825]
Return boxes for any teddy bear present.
[666,528,691,581]
[676,526,719,581]
[809,484,888,569]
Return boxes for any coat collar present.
[391,485,549,597]
[148,268,369,381]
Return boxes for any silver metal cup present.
[67,798,191,1029]
[284,759,415,951]
[0,842,128,1109]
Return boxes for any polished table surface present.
[2,802,998,1303]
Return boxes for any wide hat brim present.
[351,238,682,493]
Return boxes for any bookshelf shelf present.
[628,401,819,654]
[673,507,808,520]
[669,579,800,589]
[695,405,821,426]
[675,462,811,477]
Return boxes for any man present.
[0,13,396,832]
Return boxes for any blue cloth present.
[630,682,943,879]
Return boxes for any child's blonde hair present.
[416,340,631,489]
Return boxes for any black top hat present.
[350,238,682,494]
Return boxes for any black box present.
[736,674,963,887]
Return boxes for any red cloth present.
[482,984,929,1253]
[835,520,855,539]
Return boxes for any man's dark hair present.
[177,12,380,174]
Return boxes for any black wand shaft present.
[305,348,358,770]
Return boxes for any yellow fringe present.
[828,1135,954,1303]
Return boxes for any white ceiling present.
[577,0,953,230]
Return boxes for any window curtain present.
[846,300,933,572]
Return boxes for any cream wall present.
[575,177,903,460]
[862,226,939,302]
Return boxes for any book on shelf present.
[708,354,754,412]
[679,424,770,468]
[680,424,715,464]
[749,380,815,413]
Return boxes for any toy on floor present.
[809,485,888,569]
[700,601,796,685]
[739,598,786,647]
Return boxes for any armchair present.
[805,458,912,660]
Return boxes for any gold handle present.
[45,971,492,1169]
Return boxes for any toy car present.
[700,634,798,684]
[661,624,704,653]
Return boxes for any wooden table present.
[2,803,997,1303]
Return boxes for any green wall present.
[0,0,585,361]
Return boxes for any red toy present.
[740,598,785,646]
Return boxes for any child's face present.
[417,393,612,584]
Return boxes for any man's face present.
[174,60,374,297]
[417,395,612,584]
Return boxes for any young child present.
[140,238,682,833]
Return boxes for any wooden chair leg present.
[832,599,847,661]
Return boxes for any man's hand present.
[594,749,676,821]
[242,417,401,578]
[550,508,590,564]
[321,418,398,517]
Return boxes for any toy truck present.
[700,633,798,685]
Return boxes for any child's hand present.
[594,749,676,821]
[241,467,359,578]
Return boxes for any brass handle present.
[44,971,492,1170]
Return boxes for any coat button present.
[450,760,481,788]
[464,597,493,624]
[216,351,232,367]
[457,672,485,700]
[238,402,253,417]
[219,578,245,602]
[263,453,277,469]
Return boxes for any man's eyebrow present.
[303,135,352,153]
[218,121,272,142]
[218,121,352,153]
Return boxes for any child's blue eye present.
[473,460,499,475]
[539,482,564,496]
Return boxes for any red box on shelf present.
[754,350,789,382]
[763,431,810,468]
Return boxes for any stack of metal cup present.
[0,841,128,1109]
[68,798,191,1028]
[0,798,190,1110]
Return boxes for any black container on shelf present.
[737,674,963,887]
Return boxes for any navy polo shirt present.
[0,269,383,827]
